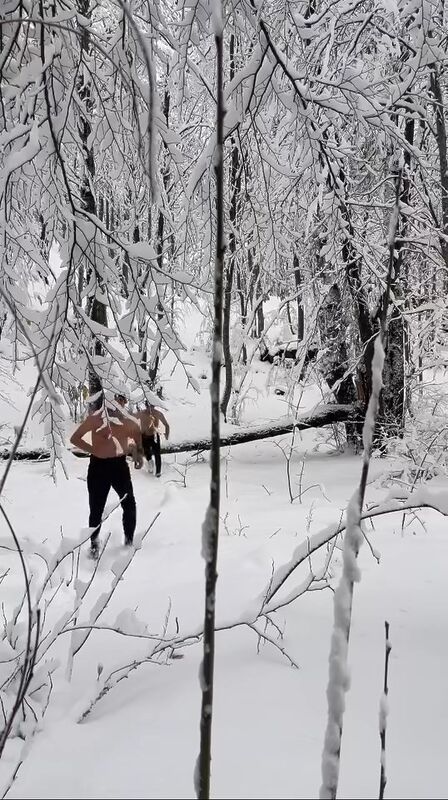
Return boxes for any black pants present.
[142,434,161,475]
[87,455,136,544]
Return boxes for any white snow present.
[379,692,389,732]
[0,307,447,800]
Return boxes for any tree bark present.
[196,17,225,800]
[375,70,414,441]
[430,67,448,285]
[317,284,359,447]
[293,253,304,343]
[220,32,240,421]
[339,188,375,408]
[77,0,107,410]
[250,260,265,339]
[236,259,248,365]
[149,77,171,390]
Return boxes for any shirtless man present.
[70,394,144,557]
[136,402,170,477]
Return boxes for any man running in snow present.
[70,393,144,557]
[136,402,170,477]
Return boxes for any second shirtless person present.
[136,402,170,477]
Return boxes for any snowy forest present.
[1,0,448,797]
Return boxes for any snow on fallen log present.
[0,403,361,461]
[0,448,51,462]
[163,403,360,454]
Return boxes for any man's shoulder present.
[84,413,102,429]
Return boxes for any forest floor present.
[0,303,447,799]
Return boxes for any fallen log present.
[0,448,51,462]
[160,403,360,454]
[0,403,361,461]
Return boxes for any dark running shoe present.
[124,537,133,547]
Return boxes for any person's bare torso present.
[90,416,137,459]
[138,409,160,436]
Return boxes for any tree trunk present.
[256,296,264,339]
[77,0,107,410]
[317,284,359,448]
[378,122,414,440]
[148,77,171,391]
[340,196,375,409]
[220,223,235,421]
[148,302,164,390]
[430,67,448,286]
[220,33,240,421]
[196,16,225,800]
[249,259,265,340]
[293,253,304,343]
[237,254,249,365]
[380,312,405,439]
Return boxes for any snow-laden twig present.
[74,476,448,724]
[35,510,118,607]
[253,482,448,615]
[0,506,35,712]
[68,514,160,660]
[0,500,160,790]
[248,622,300,669]
[115,0,158,199]
[77,654,168,725]
[77,548,334,723]
[0,312,57,759]
[1,667,56,800]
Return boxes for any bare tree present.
[195,3,225,796]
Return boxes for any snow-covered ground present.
[0,304,447,799]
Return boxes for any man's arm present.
[158,412,170,439]
[70,416,95,455]
[128,421,144,468]
[127,419,142,448]
[135,410,148,434]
